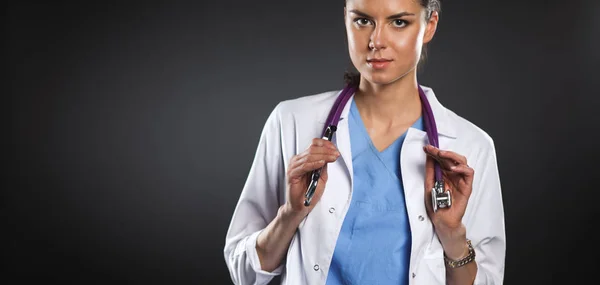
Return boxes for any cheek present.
[347,30,364,55]
[393,35,420,55]
[346,31,369,67]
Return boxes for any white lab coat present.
[224,86,506,285]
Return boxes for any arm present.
[439,225,478,285]
[255,205,306,272]
[257,134,340,272]
[223,103,340,284]
[460,140,506,285]
[223,104,286,285]
[424,139,506,285]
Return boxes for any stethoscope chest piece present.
[432,180,452,212]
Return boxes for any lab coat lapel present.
[401,128,429,221]
[332,95,354,185]
[402,86,457,212]
[401,86,458,271]
[313,94,354,217]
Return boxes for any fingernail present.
[450,166,456,170]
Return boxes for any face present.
[344,0,438,85]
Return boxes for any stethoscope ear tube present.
[304,84,451,211]
[417,86,451,212]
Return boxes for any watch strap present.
[444,239,476,268]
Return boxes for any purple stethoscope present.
[303,83,451,212]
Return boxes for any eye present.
[353,18,372,26]
[392,19,408,27]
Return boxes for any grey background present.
[5,0,599,284]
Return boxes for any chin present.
[361,72,400,86]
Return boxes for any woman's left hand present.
[423,145,474,238]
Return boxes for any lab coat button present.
[412,272,416,278]
[329,207,335,213]
[418,215,424,221]
[314,264,320,271]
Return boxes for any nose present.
[369,24,387,50]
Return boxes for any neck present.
[353,71,422,129]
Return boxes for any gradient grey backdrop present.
[6,0,599,284]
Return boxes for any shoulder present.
[259,89,342,156]
[444,107,497,159]
[271,89,342,122]
[422,85,496,152]
[453,110,494,144]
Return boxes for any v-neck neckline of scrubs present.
[350,100,422,155]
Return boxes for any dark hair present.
[343,0,442,86]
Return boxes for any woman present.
[224,0,505,284]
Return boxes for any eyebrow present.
[349,9,415,19]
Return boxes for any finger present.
[423,146,464,171]
[307,163,329,207]
[424,155,435,218]
[450,164,475,185]
[298,150,339,161]
[292,154,336,169]
[304,143,340,157]
[305,153,339,164]
[306,145,341,156]
[310,138,338,151]
[289,152,338,174]
[424,154,435,190]
[438,149,467,165]
[288,152,337,176]
[288,159,326,179]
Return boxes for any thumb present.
[309,163,329,208]
[320,163,328,183]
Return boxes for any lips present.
[366,58,392,69]
[367,58,392,62]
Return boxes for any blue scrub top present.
[326,99,424,285]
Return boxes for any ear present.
[423,11,439,44]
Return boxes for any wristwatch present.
[444,239,476,268]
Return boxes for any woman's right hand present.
[283,138,340,219]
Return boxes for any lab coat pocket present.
[424,235,444,259]
[422,257,445,284]
[421,236,446,284]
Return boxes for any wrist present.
[443,238,469,261]
[444,239,476,268]
[436,224,468,260]
[279,204,307,224]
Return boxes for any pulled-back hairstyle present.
[343,0,442,86]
